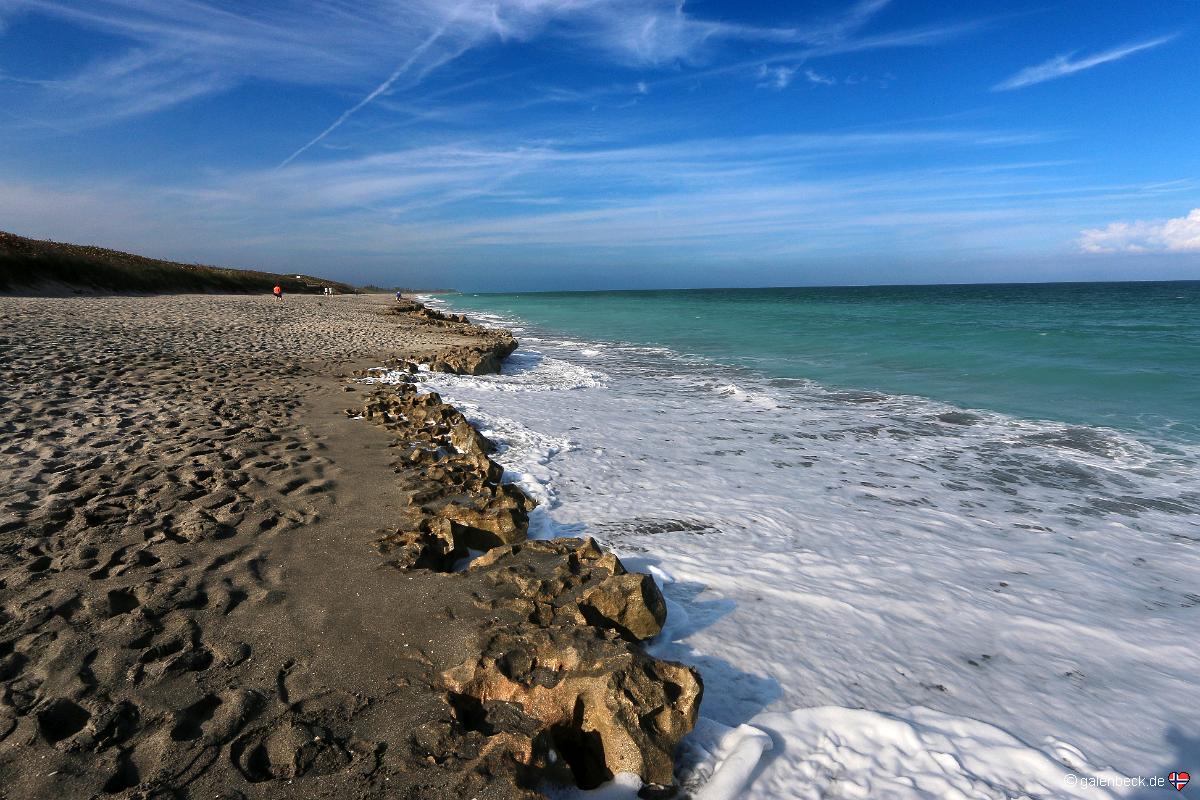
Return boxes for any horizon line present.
[443,276,1200,295]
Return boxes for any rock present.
[438,484,532,550]
[360,385,534,570]
[580,573,668,643]
[440,623,702,789]
[382,300,517,376]
[449,418,494,457]
[351,304,701,793]
[445,540,698,789]
[377,518,462,571]
[469,539,667,642]
[422,337,518,376]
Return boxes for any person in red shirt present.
[272,285,283,300]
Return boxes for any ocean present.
[443,282,1200,443]
[406,283,1200,799]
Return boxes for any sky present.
[0,0,1198,290]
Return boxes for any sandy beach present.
[0,293,698,799]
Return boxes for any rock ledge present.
[355,301,702,796]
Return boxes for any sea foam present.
[413,299,1200,798]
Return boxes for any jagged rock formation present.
[386,301,518,375]
[469,539,668,643]
[353,306,703,794]
[358,383,534,569]
[442,622,701,791]
[445,539,699,790]
[393,299,471,325]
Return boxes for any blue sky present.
[1,0,1197,290]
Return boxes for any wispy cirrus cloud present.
[275,0,913,164]
[3,124,1147,269]
[757,64,798,89]
[0,0,958,141]
[639,13,984,93]
[992,35,1175,91]
[1080,208,1200,253]
[805,68,838,86]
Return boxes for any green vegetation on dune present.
[0,231,357,294]
[360,284,457,294]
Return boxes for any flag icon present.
[1169,771,1190,791]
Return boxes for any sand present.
[0,294,542,799]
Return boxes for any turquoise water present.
[443,282,1200,442]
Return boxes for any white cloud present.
[1,124,1130,268]
[757,64,797,89]
[805,68,837,85]
[1079,208,1200,253]
[46,49,233,123]
[0,0,923,135]
[993,35,1175,91]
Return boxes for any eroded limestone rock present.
[441,623,702,790]
[357,384,535,570]
[384,302,518,375]
[469,538,667,642]
[431,539,697,790]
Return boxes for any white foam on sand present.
[395,306,1200,799]
[686,706,1127,800]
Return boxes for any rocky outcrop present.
[429,338,518,376]
[352,302,702,795]
[442,623,701,791]
[386,300,518,375]
[391,298,464,322]
[445,539,698,790]
[470,538,668,643]
[357,383,534,569]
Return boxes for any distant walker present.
[272,285,282,300]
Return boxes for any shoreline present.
[418,291,1200,796]
[0,293,699,798]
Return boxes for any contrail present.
[278,11,461,169]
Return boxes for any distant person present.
[273,285,283,300]
[396,291,403,302]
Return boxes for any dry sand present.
[0,294,536,799]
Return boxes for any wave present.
[420,350,608,393]
[711,383,782,410]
